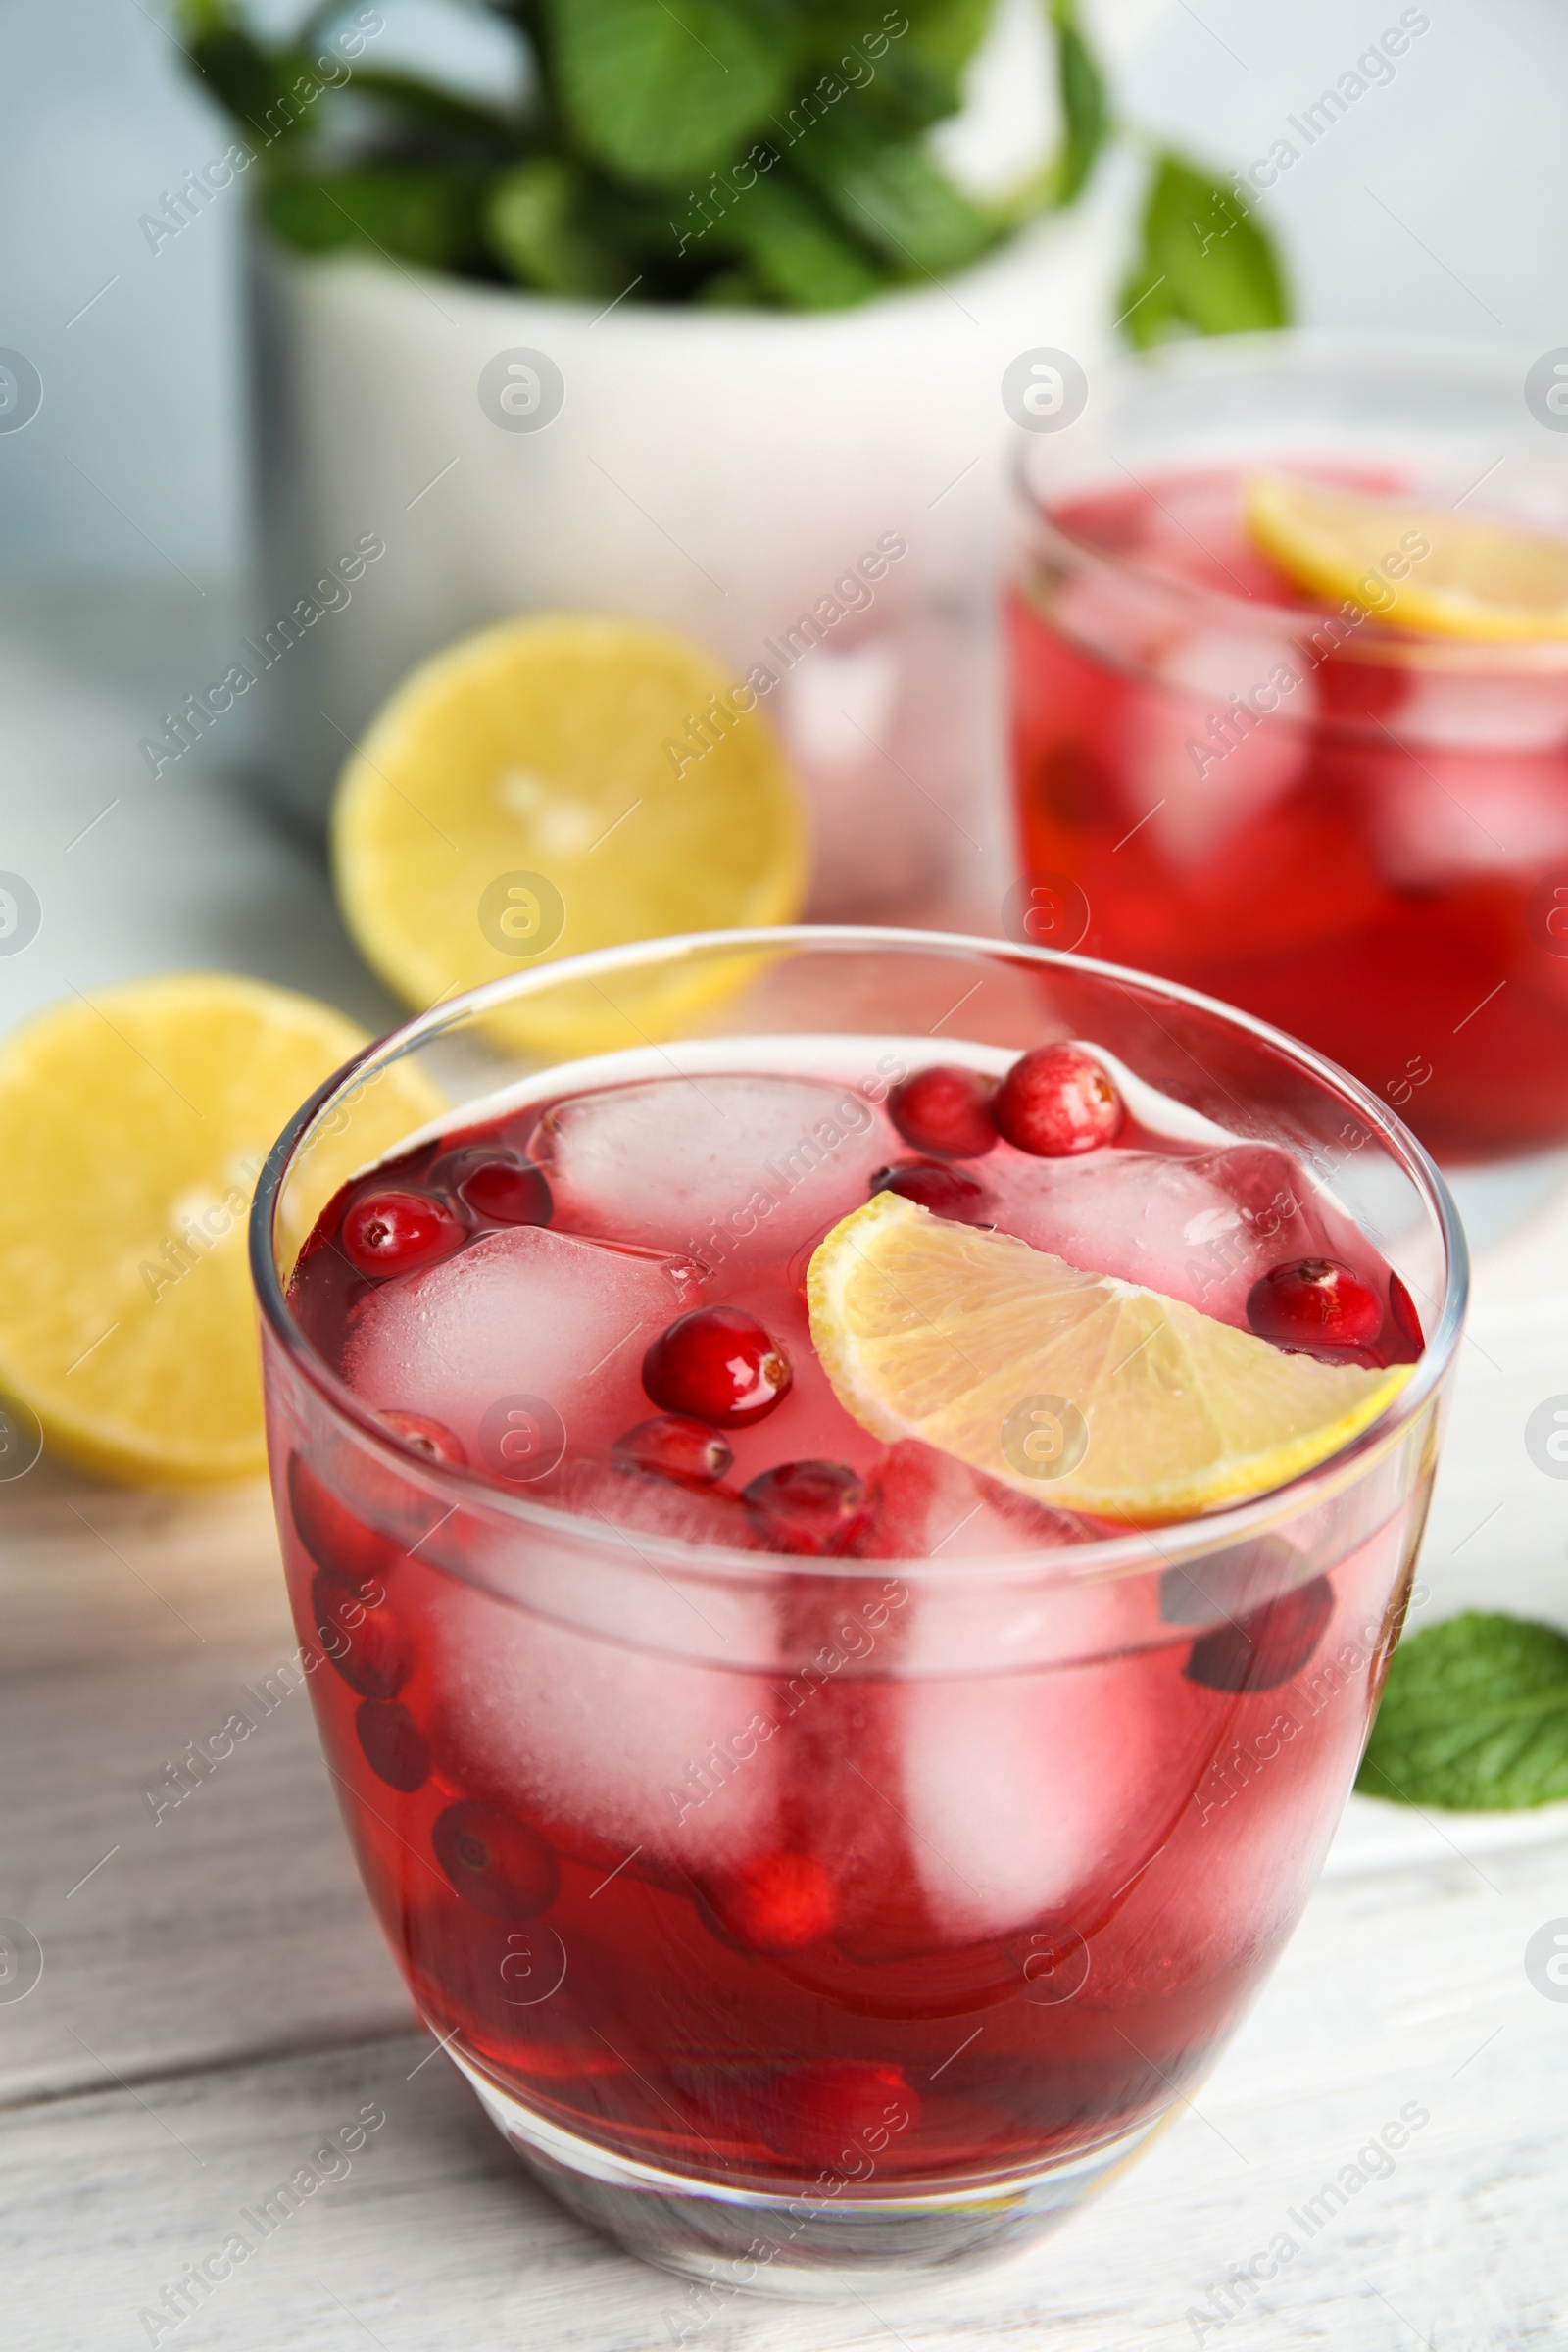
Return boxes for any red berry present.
[1185,1574,1334,1693]
[342,1188,464,1278]
[378,1410,466,1466]
[870,1160,990,1222]
[709,1852,837,1952]
[428,1146,552,1228]
[741,1460,870,1556]
[643,1306,792,1427]
[888,1065,998,1158]
[311,1568,412,1699]
[1387,1273,1424,1359]
[763,2061,919,2169]
[432,1801,559,1920]
[1247,1259,1383,1352]
[356,1699,431,1791]
[612,1414,733,1487]
[995,1044,1121,1156]
[287,1453,401,1584]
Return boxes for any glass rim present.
[249,924,1468,1589]
[1011,326,1568,675]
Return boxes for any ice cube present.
[550,1457,766,1551]
[342,1224,686,1466]
[859,1440,1093,1560]
[422,1573,786,1879]
[895,1645,1216,1942]
[1124,472,1298,601]
[1371,747,1568,886]
[535,1073,895,1273]
[1396,671,1568,753]
[1125,627,1315,868]
[982,1141,1364,1328]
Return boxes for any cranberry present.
[287,1453,400,1584]
[643,1306,792,1427]
[378,1410,466,1466]
[1185,1574,1335,1693]
[1387,1273,1424,1358]
[994,1044,1121,1156]
[764,2061,919,2169]
[612,1414,733,1487]
[432,1801,559,1920]
[870,1160,990,1222]
[741,1460,871,1556]
[311,1568,412,1700]
[888,1065,998,1158]
[1247,1259,1384,1353]
[428,1145,552,1228]
[342,1188,465,1278]
[710,1852,837,1952]
[356,1699,431,1791]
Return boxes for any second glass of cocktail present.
[1008,333,1568,1162]
[250,929,1463,2294]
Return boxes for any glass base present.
[449,2043,1165,2299]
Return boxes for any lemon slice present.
[0,974,440,1485]
[1245,471,1568,640]
[332,613,808,1055]
[808,1193,1409,1524]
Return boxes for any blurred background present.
[6,0,1566,590]
[4,0,1568,1043]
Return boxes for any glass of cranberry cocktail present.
[1008,333,1568,1162]
[250,927,1463,2294]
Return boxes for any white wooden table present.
[2,592,1565,2350]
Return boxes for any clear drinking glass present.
[249,927,1464,2296]
[1007,332,1568,1163]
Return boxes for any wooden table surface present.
[2,591,1566,2350]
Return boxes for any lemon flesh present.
[0,974,439,1485]
[332,613,808,1055]
[1245,471,1568,641]
[808,1193,1410,1525]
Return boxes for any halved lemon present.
[1245,471,1568,640]
[332,613,808,1055]
[808,1193,1409,1524]
[0,974,440,1485]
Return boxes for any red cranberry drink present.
[1009,336,1568,1163]
[253,929,1464,2291]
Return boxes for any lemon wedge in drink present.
[332,613,808,1054]
[0,974,440,1485]
[1245,471,1568,640]
[808,1193,1409,1525]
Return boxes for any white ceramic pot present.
[246,181,1127,921]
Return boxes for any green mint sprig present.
[1357,1611,1568,1812]
[1117,152,1288,345]
[172,0,1289,330]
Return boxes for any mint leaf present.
[345,67,520,143]
[1357,1611,1568,1811]
[795,122,998,277]
[817,47,966,141]
[484,160,629,296]
[184,0,1250,319]
[182,24,314,144]
[792,0,994,114]
[545,0,792,185]
[261,169,483,271]
[1051,0,1108,205]
[173,0,242,36]
[900,0,999,79]
[1117,152,1288,347]
[711,170,887,308]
